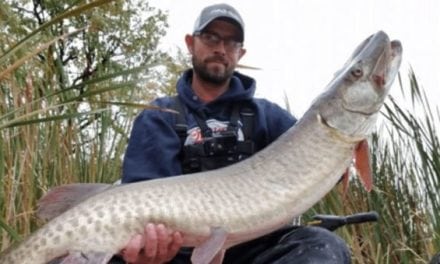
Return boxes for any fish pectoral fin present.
[57,251,114,264]
[340,139,373,196]
[191,227,228,264]
[37,183,112,221]
[354,139,373,192]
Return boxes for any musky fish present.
[0,31,402,264]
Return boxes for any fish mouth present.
[340,31,403,115]
[355,31,403,90]
[355,31,391,88]
[369,39,403,90]
[386,40,403,86]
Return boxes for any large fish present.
[0,31,402,264]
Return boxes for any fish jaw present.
[315,31,403,140]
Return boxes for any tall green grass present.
[0,72,137,249]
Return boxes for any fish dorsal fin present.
[191,227,227,264]
[354,139,373,192]
[37,183,112,221]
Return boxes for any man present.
[119,3,351,264]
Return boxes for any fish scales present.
[0,31,402,264]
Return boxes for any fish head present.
[316,31,403,139]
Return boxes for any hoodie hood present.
[176,69,256,112]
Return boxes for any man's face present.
[186,19,246,85]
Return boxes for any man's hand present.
[121,223,184,264]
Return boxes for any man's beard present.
[192,55,234,85]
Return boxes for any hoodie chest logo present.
[185,119,244,145]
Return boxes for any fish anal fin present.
[355,139,373,192]
[37,183,112,221]
[191,227,227,264]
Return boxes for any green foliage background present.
[0,1,439,263]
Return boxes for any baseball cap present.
[193,3,245,42]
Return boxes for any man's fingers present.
[155,224,171,261]
[122,223,183,264]
[166,231,184,261]
[122,234,144,263]
[144,223,158,258]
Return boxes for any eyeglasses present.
[194,31,243,52]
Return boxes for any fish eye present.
[351,67,363,78]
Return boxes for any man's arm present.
[265,101,297,141]
[253,99,297,145]
[122,108,183,183]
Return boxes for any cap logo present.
[210,8,241,22]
